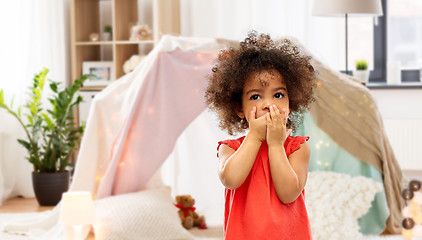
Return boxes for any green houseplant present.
[355,60,368,70]
[103,24,112,41]
[104,24,112,33]
[354,59,370,84]
[0,68,89,205]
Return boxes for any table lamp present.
[312,0,383,75]
[59,191,95,240]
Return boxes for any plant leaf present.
[50,82,58,93]
[0,89,4,105]
[10,95,15,109]
[41,113,54,130]
[26,114,34,125]
[17,139,31,151]
[17,107,22,117]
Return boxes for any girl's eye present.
[274,92,284,99]
[250,94,260,100]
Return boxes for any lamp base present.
[64,225,91,240]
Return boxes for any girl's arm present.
[218,133,261,189]
[218,106,266,189]
[268,142,310,204]
[266,105,310,204]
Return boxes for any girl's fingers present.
[249,106,256,120]
[269,105,279,121]
[266,112,271,124]
[281,108,287,124]
[276,107,281,115]
[276,107,283,123]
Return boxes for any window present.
[372,0,421,83]
[388,0,422,69]
[348,17,375,72]
[323,17,375,73]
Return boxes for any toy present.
[174,195,207,230]
[123,55,145,74]
[129,24,152,41]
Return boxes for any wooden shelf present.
[69,0,181,166]
[75,41,114,46]
[70,0,156,82]
[115,40,155,45]
[70,0,180,86]
[114,0,138,41]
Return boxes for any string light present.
[403,218,415,230]
[403,189,415,201]
[401,179,422,240]
[410,180,421,192]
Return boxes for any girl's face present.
[237,69,290,122]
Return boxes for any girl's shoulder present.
[217,136,246,154]
[216,135,309,156]
[285,136,309,155]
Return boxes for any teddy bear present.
[129,24,152,41]
[174,195,207,230]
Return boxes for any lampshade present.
[59,191,95,226]
[312,0,383,16]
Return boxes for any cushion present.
[305,171,383,240]
[93,186,194,240]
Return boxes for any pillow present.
[305,171,383,240]
[93,187,194,240]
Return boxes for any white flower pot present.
[353,70,370,84]
[102,32,112,41]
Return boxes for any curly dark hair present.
[205,31,316,135]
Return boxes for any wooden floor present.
[0,197,55,213]
[0,197,96,239]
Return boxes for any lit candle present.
[89,33,100,42]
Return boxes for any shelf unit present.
[70,0,157,90]
[69,0,180,164]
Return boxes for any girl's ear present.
[236,107,245,119]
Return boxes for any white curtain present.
[0,0,70,204]
[180,0,345,71]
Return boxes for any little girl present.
[205,32,316,240]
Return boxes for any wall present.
[370,87,422,179]
[370,88,422,119]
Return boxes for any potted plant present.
[0,68,89,206]
[103,24,112,41]
[353,59,370,84]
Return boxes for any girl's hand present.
[247,106,267,142]
[266,105,292,146]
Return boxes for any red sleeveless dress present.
[217,136,312,240]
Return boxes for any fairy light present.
[401,179,422,240]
